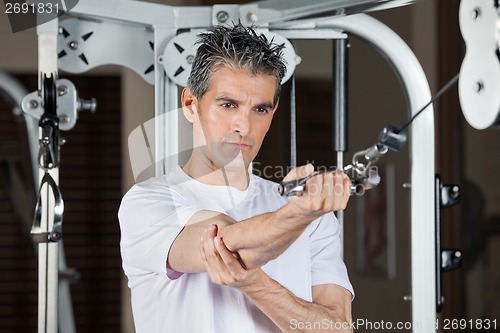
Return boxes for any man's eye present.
[221,103,235,108]
[256,108,269,114]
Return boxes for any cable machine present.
[16,0,500,332]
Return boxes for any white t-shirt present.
[119,166,353,333]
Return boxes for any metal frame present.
[0,72,76,333]
[35,14,61,333]
[29,1,438,332]
[272,14,436,330]
[321,15,436,331]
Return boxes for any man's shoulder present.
[118,169,187,223]
[122,167,188,203]
[126,175,169,196]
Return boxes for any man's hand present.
[199,224,354,333]
[284,164,352,217]
[199,224,263,289]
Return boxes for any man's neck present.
[182,154,250,191]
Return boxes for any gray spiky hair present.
[187,23,287,106]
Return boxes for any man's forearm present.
[219,202,317,270]
[238,271,353,333]
[170,166,351,273]
[169,201,318,273]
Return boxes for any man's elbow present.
[237,248,279,270]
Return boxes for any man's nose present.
[233,111,251,137]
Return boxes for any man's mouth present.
[229,142,250,149]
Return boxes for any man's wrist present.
[277,199,321,228]
[236,269,272,296]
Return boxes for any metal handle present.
[278,164,380,197]
[31,172,64,243]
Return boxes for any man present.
[119,23,354,333]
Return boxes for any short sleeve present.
[118,178,202,281]
[309,212,354,298]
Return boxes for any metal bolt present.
[59,115,69,124]
[402,182,411,189]
[247,12,258,23]
[28,100,39,109]
[216,11,229,23]
[69,41,78,50]
[471,7,481,21]
[475,81,484,94]
[186,55,194,65]
[403,295,412,301]
[60,137,67,146]
[78,98,97,113]
[51,232,61,241]
[57,85,68,96]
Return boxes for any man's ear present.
[181,87,197,123]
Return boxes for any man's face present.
[183,66,278,171]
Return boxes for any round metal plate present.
[458,0,500,129]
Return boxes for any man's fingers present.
[304,171,324,208]
[282,163,314,182]
[200,224,220,265]
[200,227,231,284]
[216,237,245,267]
[297,171,352,212]
[200,239,222,281]
[200,230,247,284]
[343,173,352,200]
[204,224,218,258]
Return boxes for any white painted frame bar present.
[315,14,436,332]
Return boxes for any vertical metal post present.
[323,14,436,332]
[332,39,349,153]
[58,245,76,333]
[332,38,348,257]
[38,169,59,333]
[290,74,297,168]
[154,28,180,177]
[36,10,59,333]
